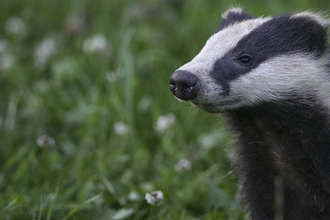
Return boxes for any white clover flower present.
[199,132,219,150]
[37,134,56,148]
[83,34,112,56]
[127,190,140,202]
[106,71,119,82]
[138,95,152,113]
[145,190,164,206]
[0,54,15,71]
[34,38,57,68]
[5,16,27,37]
[114,122,129,136]
[174,158,192,173]
[155,113,175,133]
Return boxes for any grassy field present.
[1,0,330,219]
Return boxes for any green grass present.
[1,0,330,219]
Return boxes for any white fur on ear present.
[222,7,244,19]
[291,11,330,28]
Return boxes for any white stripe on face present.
[178,17,271,76]
[230,54,323,101]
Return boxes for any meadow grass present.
[1,0,330,219]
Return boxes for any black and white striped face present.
[169,8,329,112]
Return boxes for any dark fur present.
[225,98,330,219]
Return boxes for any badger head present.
[169,8,330,113]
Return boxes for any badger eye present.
[237,54,253,66]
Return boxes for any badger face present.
[169,8,329,113]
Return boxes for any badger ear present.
[222,8,247,20]
[291,11,330,29]
[216,8,255,33]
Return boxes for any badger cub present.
[170,8,330,220]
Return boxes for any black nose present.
[169,70,201,101]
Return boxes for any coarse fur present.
[169,8,330,220]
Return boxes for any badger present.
[169,8,330,220]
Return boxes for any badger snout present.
[169,70,201,101]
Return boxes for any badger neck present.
[224,96,330,168]
[225,97,328,137]
[224,97,330,193]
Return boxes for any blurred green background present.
[0,0,329,219]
